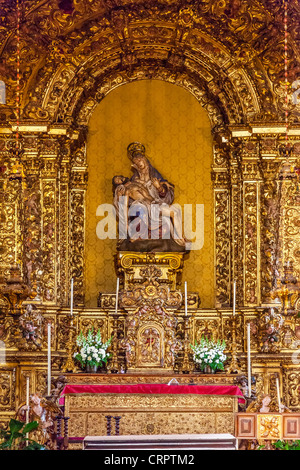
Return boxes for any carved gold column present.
[212,141,231,307]
[259,146,282,304]
[279,153,300,282]
[242,155,262,307]
[69,139,88,307]
[22,138,42,298]
[40,137,59,305]
[57,137,71,306]
[230,139,244,308]
[0,135,24,271]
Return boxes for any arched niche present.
[85,79,214,308]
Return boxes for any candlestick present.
[115,277,119,315]
[181,314,192,373]
[227,315,241,374]
[247,322,251,398]
[184,281,187,316]
[233,280,236,315]
[276,377,281,412]
[62,317,78,373]
[47,323,51,396]
[26,376,29,446]
[70,278,74,316]
[26,376,29,423]
[109,277,120,373]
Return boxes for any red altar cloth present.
[59,383,245,405]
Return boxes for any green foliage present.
[273,439,300,450]
[0,418,46,450]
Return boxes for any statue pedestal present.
[101,251,199,374]
[115,251,188,291]
[116,252,187,373]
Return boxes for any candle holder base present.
[227,357,242,375]
[62,356,79,374]
[226,315,242,374]
[180,314,192,374]
[62,317,78,373]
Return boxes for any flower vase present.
[85,364,98,373]
[203,365,215,374]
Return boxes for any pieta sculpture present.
[112,142,190,252]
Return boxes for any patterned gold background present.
[85,80,214,307]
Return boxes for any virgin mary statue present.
[112,142,190,253]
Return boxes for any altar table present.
[59,383,244,441]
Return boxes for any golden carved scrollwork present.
[116,252,185,372]
[65,392,237,437]
[69,183,87,307]
[194,318,220,344]
[280,181,300,281]
[243,181,260,306]
[0,0,299,129]
[260,162,282,303]
[116,251,186,293]
[0,0,300,433]
[23,155,42,297]
[229,140,244,310]
[214,189,230,307]
[0,369,16,411]
[257,414,281,440]
[283,369,300,410]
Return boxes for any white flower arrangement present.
[73,328,112,369]
[191,336,227,372]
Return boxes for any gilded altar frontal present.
[0,0,300,452]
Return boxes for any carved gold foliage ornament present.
[116,252,185,371]
[0,369,16,410]
[0,0,300,432]
[65,392,237,437]
[283,369,300,410]
[1,0,298,127]
[0,265,33,316]
[257,414,281,440]
[260,174,282,303]
[243,182,259,306]
[214,189,230,306]
[271,262,300,317]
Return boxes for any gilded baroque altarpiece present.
[0,0,299,435]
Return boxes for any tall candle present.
[47,323,51,396]
[184,281,188,316]
[276,377,281,412]
[233,280,236,315]
[70,278,74,316]
[247,323,251,398]
[26,376,30,445]
[26,376,29,424]
[115,277,119,315]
